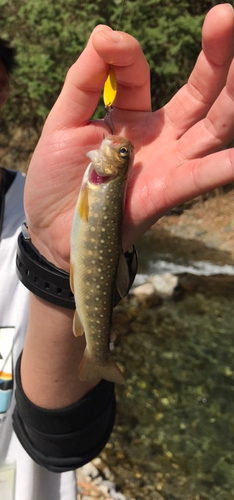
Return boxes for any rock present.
[131,282,155,297]
[130,282,162,309]
[175,273,234,297]
[149,273,178,297]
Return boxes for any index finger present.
[92,28,151,112]
[44,25,151,133]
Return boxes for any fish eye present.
[119,146,129,157]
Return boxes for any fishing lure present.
[103,67,117,134]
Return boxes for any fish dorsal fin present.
[78,185,89,222]
[116,253,130,299]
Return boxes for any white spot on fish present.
[101,228,106,232]
[91,227,96,232]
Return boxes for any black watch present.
[16,223,137,309]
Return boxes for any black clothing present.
[13,353,115,472]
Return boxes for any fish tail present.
[78,348,125,385]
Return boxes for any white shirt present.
[0,171,77,500]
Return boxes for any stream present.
[100,228,234,500]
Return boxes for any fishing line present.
[103,0,126,134]
[116,0,126,31]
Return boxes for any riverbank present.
[155,189,234,258]
[77,189,234,500]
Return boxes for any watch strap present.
[16,226,137,310]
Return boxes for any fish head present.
[86,135,134,184]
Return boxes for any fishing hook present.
[105,105,115,135]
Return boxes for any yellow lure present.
[103,67,117,108]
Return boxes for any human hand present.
[24,3,234,270]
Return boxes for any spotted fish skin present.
[70,135,134,384]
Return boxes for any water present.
[135,259,234,288]
[100,228,234,500]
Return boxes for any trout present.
[70,135,134,384]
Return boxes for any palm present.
[25,4,234,269]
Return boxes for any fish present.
[70,135,134,384]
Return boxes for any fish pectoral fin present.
[70,263,74,294]
[115,252,130,299]
[78,348,125,384]
[73,310,84,337]
[78,185,89,222]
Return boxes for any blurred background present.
[0,0,227,172]
[1,2,234,499]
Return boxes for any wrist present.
[16,225,75,310]
[29,229,70,273]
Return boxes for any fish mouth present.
[86,135,124,165]
[88,166,114,185]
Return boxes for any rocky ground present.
[155,188,234,257]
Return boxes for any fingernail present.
[225,4,234,12]
[102,31,122,43]
[110,31,122,42]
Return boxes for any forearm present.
[20,293,99,409]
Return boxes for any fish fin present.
[110,329,117,342]
[116,253,130,299]
[73,310,84,337]
[78,185,89,222]
[78,348,125,384]
[70,263,74,294]
[109,329,117,352]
